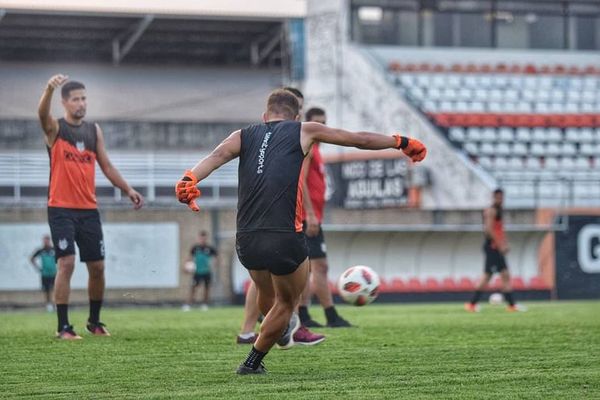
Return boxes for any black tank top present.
[237,120,305,233]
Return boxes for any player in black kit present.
[176,89,427,374]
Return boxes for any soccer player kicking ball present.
[176,89,426,374]
[465,189,526,313]
[38,75,144,339]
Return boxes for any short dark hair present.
[267,89,299,120]
[61,81,85,100]
[305,107,326,122]
[283,87,304,99]
[199,230,208,237]
[493,188,504,195]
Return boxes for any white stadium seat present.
[481,128,497,142]
[478,156,493,169]
[546,143,561,156]
[467,127,483,141]
[530,143,546,156]
[464,142,478,155]
[512,142,528,156]
[496,142,511,156]
[480,142,495,155]
[559,157,576,170]
[498,128,514,142]
[516,128,532,142]
[574,157,591,170]
[494,156,509,169]
[448,127,465,142]
[525,156,542,169]
[507,157,524,169]
[547,128,562,142]
[544,157,560,170]
[562,143,577,156]
[580,143,597,156]
[532,128,547,142]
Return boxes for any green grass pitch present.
[1,301,599,399]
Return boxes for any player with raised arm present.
[176,89,426,374]
[465,189,526,313]
[38,75,144,339]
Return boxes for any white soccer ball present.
[489,292,504,305]
[183,261,196,273]
[337,265,380,306]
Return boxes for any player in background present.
[182,230,218,311]
[38,75,144,339]
[236,87,324,346]
[297,107,351,329]
[465,189,526,312]
[30,234,56,312]
[176,89,426,374]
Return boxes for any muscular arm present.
[37,75,67,147]
[189,130,241,181]
[301,122,397,154]
[95,124,144,209]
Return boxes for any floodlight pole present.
[112,14,154,65]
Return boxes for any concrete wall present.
[0,207,238,306]
[0,62,281,122]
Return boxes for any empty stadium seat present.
[390,63,600,207]
[477,156,493,169]
[448,127,465,142]
[497,127,514,142]
[512,142,528,156]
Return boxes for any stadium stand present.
[386,62,600,207]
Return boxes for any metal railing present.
[0,151,239,204]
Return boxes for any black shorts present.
[193,273,211,287]
[41,276,55,291]
[48,207,104,262]
[303,222,327,259]
[484,242,508,274]
[236,231,308,276]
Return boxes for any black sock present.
[243,346,267,370]
[504,292,515,306]
[324,306,339,324]
[89,300,102,324]
[56,304,69,332]
[470,291,482,305]
[298,306,311,324]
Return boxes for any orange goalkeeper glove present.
[175,170,201,212]
[393,135,427,162]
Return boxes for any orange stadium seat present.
[528,276,550,290]
[390,278,406,292]
[424,277,440,291]
[407,277,423,292]
[441,277,458,291]
[511,277,526,290]
[457,277,475,291]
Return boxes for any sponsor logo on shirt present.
[257,131,272,174]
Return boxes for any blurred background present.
[1,0,599,308]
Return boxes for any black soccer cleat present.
[327,316,353,328]
[236,363,267,375]
[303,319,324,328]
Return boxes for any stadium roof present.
[0,2,303,65]
[0,0,306,19]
